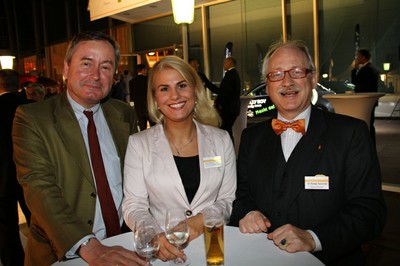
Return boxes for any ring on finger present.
[280,239,287,246]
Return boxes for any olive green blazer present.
[12,92,137,264]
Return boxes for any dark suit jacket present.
[12,92,137,265]
[230,106,386,265]
[129,74,148,116]
[208,68,241,116]
[0,92,29,197]
[351,62,379,93]
[110,80,126,101]
[0,92,31,265]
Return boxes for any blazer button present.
[90,192,96,198]
[88,220,93,225]
[185,210,192,216]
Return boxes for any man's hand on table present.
[267,224,316,253]
[79,238,149,266]
[238,211,271,233]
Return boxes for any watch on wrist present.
[80,238,92,249]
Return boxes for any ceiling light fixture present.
[0,55,15,69]
[383,62,390,72]
[171,0,194,24]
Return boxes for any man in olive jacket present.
[13,31,146,266]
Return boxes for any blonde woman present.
[123,56,236,262]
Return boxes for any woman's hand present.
[156,213,204,261]
[187,213,204,241]
[156,233,187,262]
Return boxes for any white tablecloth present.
[53,226,324,266]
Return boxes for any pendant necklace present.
[169,131,195,156]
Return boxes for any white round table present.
[53,226,324,266]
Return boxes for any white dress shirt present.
[278,106,311,161]
[65,91,123,257]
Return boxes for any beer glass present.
[203,206,224,266]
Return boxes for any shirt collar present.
[358,62,369,69]
[66,90,100,119]
[278,105,311,130]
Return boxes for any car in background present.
[245,82,336,124]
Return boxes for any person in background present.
[189,58,214,88]
[123,56,236,263]
[45,84,59,99]
[387,81,394,93]
[110,73,126,101]
[205,57,241,142]
[122,69,133,103]
[351,48,379,93]
[0,69,32,266]
[12,31,146,266]
[25,82,46,102]
[129,63,153,130]
[230,40,386,265]
[351,48,380,144]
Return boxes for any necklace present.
[172,135,195,156]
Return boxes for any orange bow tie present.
[271,118,305,135]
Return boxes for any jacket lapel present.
[101,101,131,172]
[240,120,279,213]
[261,121,281,211]
[284,107,328,206]
[153,124,189,204]
[53,93,94,187]
[190,121,217,207]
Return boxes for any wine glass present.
[134,220,160,265]
[165,209,190,265]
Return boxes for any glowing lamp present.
[171,0,194,24]
[0,55,15,69]
[383,62,390,71]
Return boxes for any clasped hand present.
[239,211,315,253]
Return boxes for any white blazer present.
[122,120,237,231]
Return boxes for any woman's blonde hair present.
[147,56,221,127]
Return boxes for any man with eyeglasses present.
[230,40,386,265]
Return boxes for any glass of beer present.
[203,206,224,266]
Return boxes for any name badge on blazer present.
[203,156,222,169]
[304,174,329,190]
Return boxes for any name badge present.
[203,156,222,169]
[304,174,329,190]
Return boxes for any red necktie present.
[84,110,121,237]
[272,118,306,135]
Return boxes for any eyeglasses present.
[266,68,313,82]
